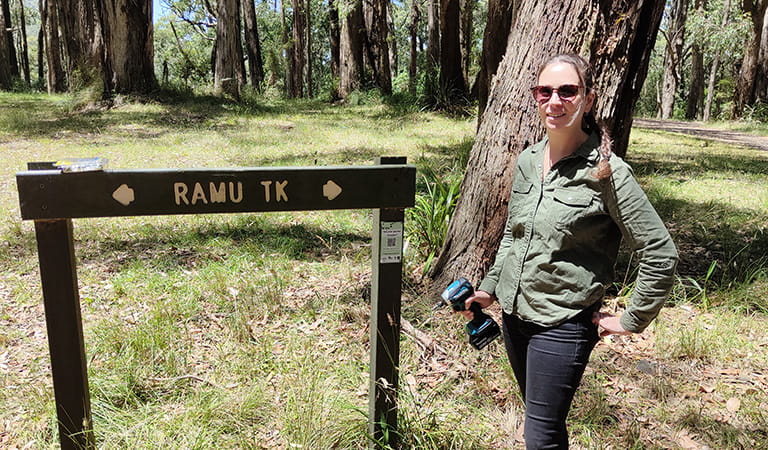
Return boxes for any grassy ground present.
[1,92,767,449]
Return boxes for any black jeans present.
[502,308,600,449]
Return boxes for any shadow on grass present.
[75,215,370,273]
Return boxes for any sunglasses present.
[530,84,584,103]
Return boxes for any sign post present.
[17,160,416,449]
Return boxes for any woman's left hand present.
[592,312,633,337]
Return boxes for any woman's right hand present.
[459,290,496,319]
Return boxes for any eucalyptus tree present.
[659,0,689,119]
[732,0,767,117]
[430,0,665,287]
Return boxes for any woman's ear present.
[584,89,596,113]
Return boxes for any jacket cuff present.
[477,278,497,296]
[620,310,648,333]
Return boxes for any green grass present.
[1,91,768,448]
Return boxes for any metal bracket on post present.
[368,156,406,448]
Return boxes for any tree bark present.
[306,0,313,97]
[459,0,474,92]
[58,0,109,92]
[686,0,706,119]
[0,0,11,88]
[287,0,306,98]
[408,0,420,94]
[102,0,156,94]
[339,0,365,97]
[439,0,466,100]
[732,0,767,117]
[659,0,689,119]
[757,6,768,102]
[430,0,665,289]
[329,0,340,80]
[387,2,397,79]
[214,0,245,99]
[17,0,30,83]
[475,0,517,121]
[364,0,392,94]
[43,0,67,92]
[1,0,18,78]
[243,0,265,89]
[425,0,440,99]
[37,0,44,83]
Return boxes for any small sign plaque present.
[379,221,403,264]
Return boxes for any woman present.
[462,54,678,449]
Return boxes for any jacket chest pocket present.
[550,188,601,230]
[508,178,533,220]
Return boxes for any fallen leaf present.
[675,430,702,449]
[726,397,740,412]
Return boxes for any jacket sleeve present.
[477,164,525,295]
[605,163,679,333]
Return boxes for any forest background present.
[1,0,768,448]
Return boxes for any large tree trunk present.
[243,0,265,89]
[43,0,66,92]
[287,0,306,98]
[214,0,245,99]
[659,0,688,119]
[474,0,517,121]
[339,0,365,97]
[102,0,156,94]
[429,0,665,288]
[0,0,11,88]
[364,0,392,94]
[58,0,109,92]
[732,0,767,117]
[685,0,706,119]
[439,0,466,100]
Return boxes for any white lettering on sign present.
[174,181,244,205]
[260,180,289,202]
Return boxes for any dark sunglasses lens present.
[558,85,579,99]
[533,86,552,102]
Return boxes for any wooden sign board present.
[17,159,415,449]
[17,165,415,219]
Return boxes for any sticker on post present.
[379,221,403,264]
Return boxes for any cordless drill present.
[435,278,501,350]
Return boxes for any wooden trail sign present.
[17,158,415,449]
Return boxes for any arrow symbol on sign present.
[323,180,342,200]
[112,184,135,206]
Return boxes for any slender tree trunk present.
[287,0,306,98]
[102,0,156,94]
[306,0,313,97]
[732,0,767,117]
[686,0,706,119]
[17,0,30,83]
[0,0,11,88]
[439,0,466,100]
[459,0,474,92]
[408,0,420,94]
[214,0,245,99]
[475,0,517,121]
[1,0,18,78]
[364,0,392,94]
[659,0,688,119]
[37,0,44,83]
[329,0,340,80]
[757,6,768,102]
[339,0,365,97]
[243,0,265,89]
[704,0,730,121]
[430,0,665,288]
[425,0,440,99]
[387,1,397,79]
[43,0,66,92]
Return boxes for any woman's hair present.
[538,54,613,180]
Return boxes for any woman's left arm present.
[603,164,679,333]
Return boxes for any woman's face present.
[535,62,594,133]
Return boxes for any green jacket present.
[477,133,678,333]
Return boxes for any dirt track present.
[633,118,768,152]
